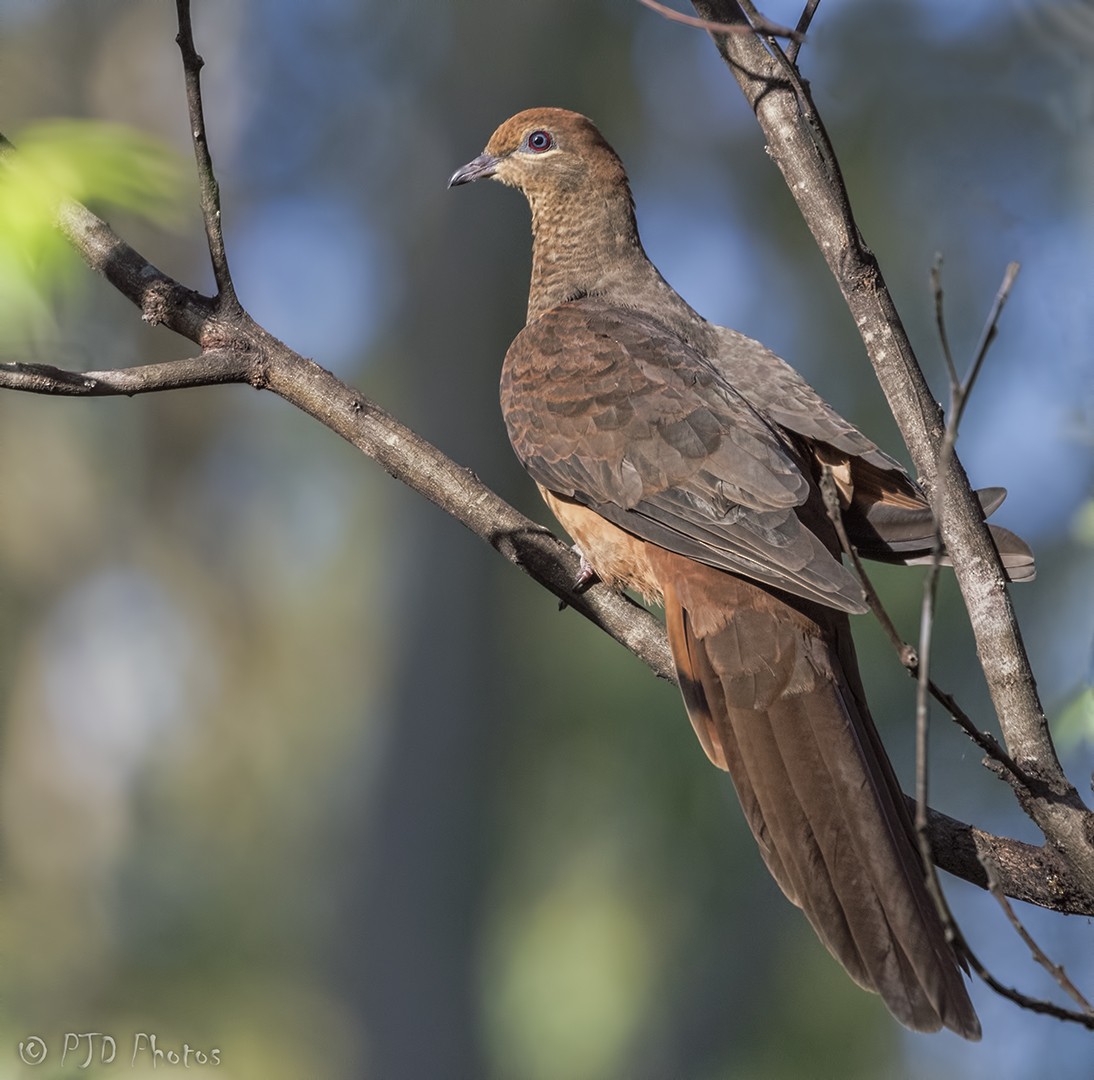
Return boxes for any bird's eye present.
[526,130,554,153]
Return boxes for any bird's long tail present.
[654,550,981,1039]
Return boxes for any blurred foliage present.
[1055,686,1094,749]
[1073,497,1094,548]
[0,2,1092,1080]
[0,119,182,341]
[1055,497,1094,748]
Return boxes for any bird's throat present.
[525,188,644,323]
[524,187,706,346]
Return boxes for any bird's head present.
[450,108,641,320]
[448,107,629,202]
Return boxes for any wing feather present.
[501,300,867,612]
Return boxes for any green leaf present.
[0,119,184,341]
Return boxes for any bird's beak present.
[448,152,499,188]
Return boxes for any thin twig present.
[879,262,1037,794]
[786,0,820,64]
[959,927,1094,1029]
[821,447,972,959]
[912,250,987,950]
[983,859,1094,1015]
[914,529,945,922]
[638,0,803,41]
[914,256,1060,1009]
[932,261,1019,486]
[174,0,237,313]
[915,262,1035,863]
[818,466,915,667]
[819,465,1029,781]
[930,255,959,390]
[954,261,1021,433]
[903,552,969,978]
[906,545,1080,1033]
[929,259,1024,582]
[925,678,1031,785]
[0,352,254,396]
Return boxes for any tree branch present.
[1,3,1090,920]
[924,803,1094,916]
[689,0,1094,889]
[9,170,678,682]
[3,151,1084,918]
[0,352,254,395]
[638,0,802,40]
[54,198,216,341]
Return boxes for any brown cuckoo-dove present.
[450,106,1035,1039]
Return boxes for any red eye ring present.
[527,130,554,153]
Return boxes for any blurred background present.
[1,1,1092,1077]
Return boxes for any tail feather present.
[824,448,1036,582]
[898,523,1036,582]
[655,551,981,1039]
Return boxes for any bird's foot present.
[558,547,601,611]
[572,547,600,593]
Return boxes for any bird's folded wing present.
[710,325,914,480]
[711,327,1036,580]
[501,300,867,613]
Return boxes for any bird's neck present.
[525,186,702,334]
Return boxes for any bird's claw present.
[558,547,601,610]
[572,548,600,594]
